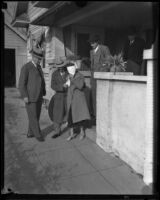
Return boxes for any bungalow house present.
[12,1,159,188]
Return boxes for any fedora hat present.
[127,26,137,35]
[88,34,100,43]
[54,57,68,68]
[30,46,43,58]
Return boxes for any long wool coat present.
[67,71,91,123]
[50,69,68,124]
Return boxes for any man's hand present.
[63,83,68,88]
[24,97,29,104]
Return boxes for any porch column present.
[143,46,154,186]
[45,26,65,64]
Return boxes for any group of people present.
[18,47,91,142]
[18,28,145,142]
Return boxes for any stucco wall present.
[95,72,147,175]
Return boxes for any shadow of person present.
[41,124,54,138]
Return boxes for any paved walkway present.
[4,88,151,194]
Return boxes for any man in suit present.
[89,34,111,120]
[123,27,145,75]
[18,46,46,142]
[49,58,68,138]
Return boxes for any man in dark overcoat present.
[123,27,145,75]
[18,46,46,142]
[50,58,68,138]
[89,35,111,120]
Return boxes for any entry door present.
[77,33,91,58]
[4,49,16,87]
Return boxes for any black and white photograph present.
[1,1,159,197]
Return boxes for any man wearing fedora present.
[49,58,69,138]
[123,27,145,75]
[18,46,46,142]
[89,34,111,120]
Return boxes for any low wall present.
[94,72,147,175]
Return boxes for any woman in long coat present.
[49,59,68,138]
[65,62,91,140]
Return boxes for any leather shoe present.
[27,133,34,138]
[52,133,60,138]
[36,137,45,142]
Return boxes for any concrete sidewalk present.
[4,88,150,194]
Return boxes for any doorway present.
[4,49,16,87]
[77,33,91,58]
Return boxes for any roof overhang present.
[32,1,58,8]
[30,1,154,30]
[12,13,30,28]
[11,1,29,28]
[15,1,28,17]
[30,1,74,26]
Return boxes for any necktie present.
[37,65,43,79]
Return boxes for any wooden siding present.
[5,25,27,87]
[5,25,26,48]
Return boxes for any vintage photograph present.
[2,1,159,196]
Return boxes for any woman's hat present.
[29,46,43,58]
[88,34,100,43]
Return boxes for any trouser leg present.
[36,98,43,132]
[53,121,61,134]
[25,102,42,138]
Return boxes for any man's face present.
[90,42,99,50]
[32,55,42,65]
[59,67,65,73]
[128,35,135,41]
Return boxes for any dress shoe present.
[52,133,61,138]
[27,133,34,138]
[36,136,45,142]
[79,129,86,140]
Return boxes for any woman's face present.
[67,64,76,76]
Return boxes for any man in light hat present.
[18,46,46,142]
[89,34,111,120]
[123,27,145,75]
[49,58,69,138]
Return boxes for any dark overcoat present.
[67,71,91,123]
[18,61,46,102]
[50,69,68,124]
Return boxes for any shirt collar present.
[32,60,37,67]
[94,45,99,53]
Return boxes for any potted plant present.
[108,53,127,74]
